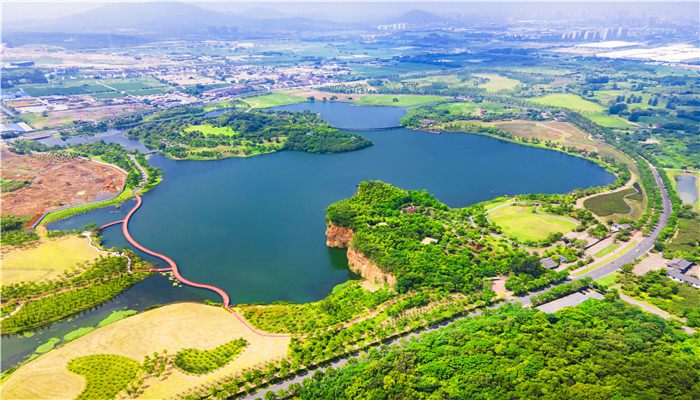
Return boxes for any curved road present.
[239,161,672,399]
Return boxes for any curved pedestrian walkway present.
[101,192,287,338]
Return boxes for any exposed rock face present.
[325,222,354,248]
[347,247,397,288]
[326,222,397,288]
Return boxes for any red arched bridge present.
[100,193,287,338]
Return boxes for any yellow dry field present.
[493,120,636,167]
[1,235,101,285]
[490,120,642,189]
[1,303,290,400]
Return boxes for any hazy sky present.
[2,1,695,23]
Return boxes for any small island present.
[126,108,372,160]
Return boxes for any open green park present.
[487,204,578,242]
[242,93,306,108]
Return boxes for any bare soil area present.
[1,148,126,223]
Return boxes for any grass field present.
[594,242,622,258]
[242,93,306,108]
[595,273,619,288]
[353,94,447,107]
[593,90,666,110]
[531,94,606,113]
[585,112,634,128]
[473,73,521,91]
[488,204,577,242]
[20,82,111,97]
[184,124,237,137]
[583,187,638,217]
[1,303,289,400]
[1,235,101,285]
[435,101,518,118]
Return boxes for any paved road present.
[239,161,673,399]
[536,290,604,313]
[575,163,671,281]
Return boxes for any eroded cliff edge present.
[325,222,397,288]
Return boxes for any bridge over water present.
[335,125,404,132]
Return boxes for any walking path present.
[99,156,287,338]
[619,293,695,334]
[0,303,23,321]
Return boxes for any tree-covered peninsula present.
[126,108,371,160]
[326,181,567,295]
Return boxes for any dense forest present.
[292,300,700,400]
[326,181,561,294]
[126,108,371,159]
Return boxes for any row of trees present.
[2,272,150,335]
[290,300,700,399]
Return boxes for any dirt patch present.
[1,303,290,400]
[492,120,562,141]
[491,276,512,300]
[325,222,354,248]
[1,148,126,223]
[25,104,151,129]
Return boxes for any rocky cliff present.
[325,222,354,248]
[325,222,396,288]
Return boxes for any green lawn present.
[585,112,634,128]
[353,94,447,107]
[242,93,306,108]
[488,204,577,242]
[473,73,521,91]
[594,242,622,258]
[184,124,237,137]
[595,272,619,288]
[434,101,519,118]
[531,94,605,113]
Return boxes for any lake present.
[676,173,698,206]
[2,102,615,369]
[50,102,614,304]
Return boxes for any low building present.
[611,223,631,233]
[668,258,694,274]
[667,268,700,289]
[540,257,559,270]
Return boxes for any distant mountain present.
[4,1,353,35]
[390,9,449,24]
[5,2,232,33]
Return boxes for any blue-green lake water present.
[51,102,614,304]
[3,102,614,369]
